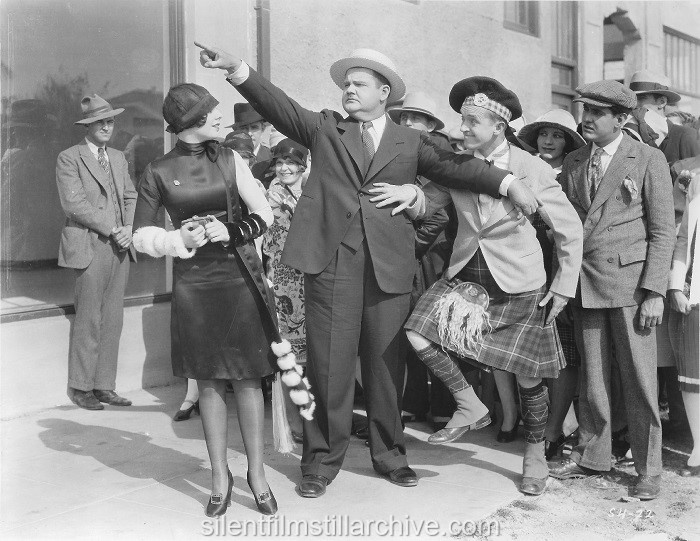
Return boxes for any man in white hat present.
[56,94,137,410]
[630,70,700,164]
[196,42,538,497]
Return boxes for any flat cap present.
[573,80,637,110]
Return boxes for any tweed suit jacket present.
[423,145,583,296]
[235,68,509,294]
[559,134,675,308]
[56,142,137,269]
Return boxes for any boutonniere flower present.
[622,177,639,200]
[677,170,693,194]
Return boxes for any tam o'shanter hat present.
[74,94,124,125]
[330,48,406,103]
[225,102,266,129]
[387,91,445,131]
[449,76,522,122]
[629,70,681,104]
[518,109,586,151]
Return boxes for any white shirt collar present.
[475,138,509,162]
[85,138,107,157]
[592,131,623,156]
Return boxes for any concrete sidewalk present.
[1,384,525,540]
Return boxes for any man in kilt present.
[405,77,583,496]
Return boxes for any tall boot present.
[519,381,549,495]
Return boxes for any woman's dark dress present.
[133,140,273,380]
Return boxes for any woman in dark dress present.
[132,84,277,517]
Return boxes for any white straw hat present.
[329,48,406,103]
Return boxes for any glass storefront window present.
[1,0,170,315]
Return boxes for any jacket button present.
[358,192,364,197]
[607,257,614,263]
[616,195,621,200]
[346,212,352,219]
[608,226,613,231]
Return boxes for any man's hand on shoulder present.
[195,41,241,74]
[507,178,539,218]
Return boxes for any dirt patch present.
[462,431,700,541]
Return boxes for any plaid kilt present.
[405,249,566,378]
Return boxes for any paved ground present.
[1,384,526,540]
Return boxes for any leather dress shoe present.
[353,426,369,440]
[548,458,599,480]
[428,414,491,444]
[93,390,132,406]
[70,390,104,410]
[497,414,521,443]
[680,465,700,477]
[297,474,330,498]
[384,466,418,487]
[520,476,547,496]
[631,475,661,500]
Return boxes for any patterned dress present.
[263,179,306,362]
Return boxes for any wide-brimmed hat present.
[387,91,445,131]
[329,48,406,103]
[8,99,56,128]
[225,102,266,129]
[162,83,219,133]
[629,70,681,104]
[518,109,586,152]
[271,138,308,167]
[74,94,124,125]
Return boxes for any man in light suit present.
[197,42,539,497]
[549,81,675,501]
[56,95,137,410]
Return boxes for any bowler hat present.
[74,94,124,125]
[271,138,308,167]
[330,49,406,103]
[8,99,55,128]
[573,80,637,110]
[449,77,522,121]
[387,91,445,131]
[518,109,586,152]
[629,70,681,104]
[225,102,266,129]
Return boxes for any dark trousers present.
[68,237,129,392]
[301,241,410,481]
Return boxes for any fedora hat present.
[629,70,681,104]
[387,91,445,131]
[8,99,55,128]
[74,94,124,125]
[329,48,406,103]
[518,109,586,152]
[225,102,266,129]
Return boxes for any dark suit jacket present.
[56,142,137,269]
[560,134,675,308]
[659,121,700,165]
[236,68,508,294]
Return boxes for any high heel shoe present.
[247,472,278,515]
[205,469,233,517]
[173,400,199,422]
[497,414,520,443]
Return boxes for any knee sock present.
[519,381,549,444]
[415,343,469,393]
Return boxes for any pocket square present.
[622,177,639,200]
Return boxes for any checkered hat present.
[573,80,637,110]
[449,76,522,122]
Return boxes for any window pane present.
[551,64,573,87]
[1,0,168,314]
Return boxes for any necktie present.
[97,147,110,173]
[361,121,375,173]
[588,147,605,201]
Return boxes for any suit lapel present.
[337,118,364,187]
[79,143,109,191]
[364,116,404,184]
[588,135,636,217]
[106,147,124,203]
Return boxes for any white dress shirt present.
[85,138,109,163]
[590,131,624,178]
[474,139,510,224]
